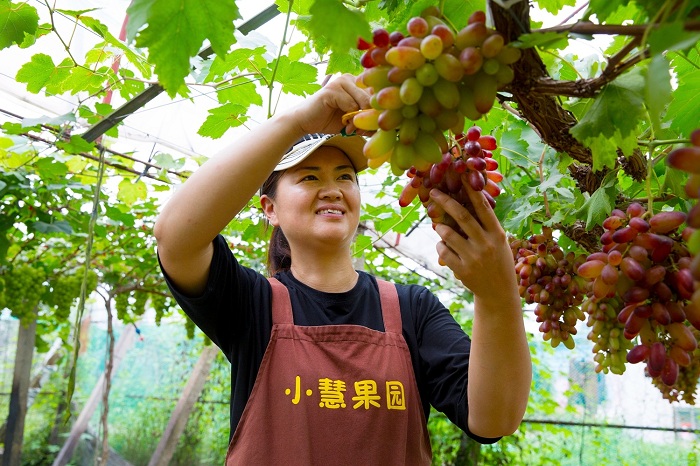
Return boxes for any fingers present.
[461,174,501,232]
[429,188,483,239]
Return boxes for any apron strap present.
[267,276,402,334]
[268,277,294,325]
[376,279,402,334]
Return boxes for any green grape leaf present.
[153,153,185,170]
[34,157,69,179]
[15,54,72,94]
[130,0,240,96]
[353,233,373,254]
[503,200,543,232]
[117,178,148,205]
[327,49,363,75]
[2,121,41,134]
[22,112,76,128]
[570,70,645,171]
[56,135,95,154]
[80,16,152,78]
[511,32,570,50]
[666,49,700,138]
[124,0,153,44]
[0,0,39,50]
[307,0,370,55]
[275,0,309,15]
[30,220,73,234]
[661,164,686,199]
[217,80,262,107]
[197,103,248,139]
[105,205,136,227]
[648,22,700,55]
[644,55,672,134]
[262,56,320,97]
[534,0,578,15]
[586,0,628,22]
[288,42,308,62]
[577,171,618,227]
[205,47,268,83]
[54,8,100,16]
[60,66,113,95]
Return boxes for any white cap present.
[274,133,368,172]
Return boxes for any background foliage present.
[1,0,700,464]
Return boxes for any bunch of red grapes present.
[576,202,699,389]
[352,7,521,173]
[509,228,589,349]
[397,126,504,232]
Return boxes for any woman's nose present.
[319,184,342,199]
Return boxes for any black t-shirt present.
[160,235,499,444]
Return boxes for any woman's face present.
[261,146,361,251]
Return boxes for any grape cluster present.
[115,292,130,322]
[583,296,631,374]
[397,126,504,233]
[650,326,700,404]
[577,202,698,386]
[150,293,173,325]
[46,274,82,321]
[3,265,46,323]
[509,228,589,349]
[667,129,700,273]
[353,8,521,174]
[44,271,98,321]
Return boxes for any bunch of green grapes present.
[582,296,631,375]
[353,7,521,174]
[509,228,589,349]
[576,202,698,386]
[114,292,130,322]
[3,264,46,322]
[150,293,172,325]
[132,290,148,317]
[46,274,82,321]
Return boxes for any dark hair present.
[260,170,291,276]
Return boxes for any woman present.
[154,74,531,465]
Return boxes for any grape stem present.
[266,0,295,119]
[538,146,551,218]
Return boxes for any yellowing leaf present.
[117,178,148,205]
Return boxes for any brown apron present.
[225,277,432,465]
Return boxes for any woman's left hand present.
[428,176,517,300]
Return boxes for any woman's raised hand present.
[290,74,371,136]
[428,177,518,302]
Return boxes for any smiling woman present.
[153,73,531,465]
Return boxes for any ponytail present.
[260,170,291,276]
[267,225,291,276]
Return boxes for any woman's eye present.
[339,174,354,180]
[302,175,318,181]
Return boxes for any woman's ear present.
[260,195,279,226]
